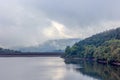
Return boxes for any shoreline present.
[0,55,61,57]
[0,53,62,57]
[64,57,120,66]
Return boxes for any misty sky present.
[0,0,120,48]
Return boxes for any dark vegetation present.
[0,48,21,54]
[0,48,62,57]
[63,27,120,65]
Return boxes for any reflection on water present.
[64,59,120,80]
[0,57,119,80]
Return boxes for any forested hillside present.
[63,27,120,63]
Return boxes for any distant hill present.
[18,38,81,52]
[63,27,120,65]
[0,47,21,54]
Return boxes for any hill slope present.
[63,27,120,63]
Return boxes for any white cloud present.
[43,21,70,38]
[0,0,120,48]
[43,21,82,39]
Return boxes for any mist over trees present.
[0,48,21,54]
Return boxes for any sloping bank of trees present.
[63,27,120,65]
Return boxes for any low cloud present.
[0,0,120,48]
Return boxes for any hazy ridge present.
[18,38,81,52]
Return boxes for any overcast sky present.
[0,0,120,48]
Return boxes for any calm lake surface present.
[0,57,119,80]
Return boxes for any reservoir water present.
[0,57,119,80]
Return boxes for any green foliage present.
[94,39,120,62]
[84,45,96,58]
[64,27,120,62]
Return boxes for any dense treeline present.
[0,48,21,54]
[63,27,120,63]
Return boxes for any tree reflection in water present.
[64,59,120,80]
